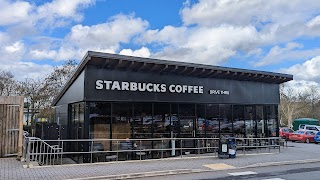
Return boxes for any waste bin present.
[218,136,229,159]
[228,137,237,158]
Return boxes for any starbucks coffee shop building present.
[53,51,292,153]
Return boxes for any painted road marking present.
[228,171,258,176]
[203,163,235,170]
[261,178,285,180]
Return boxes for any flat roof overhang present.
[52,51,293,106]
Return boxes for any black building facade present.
[53,51,293,153]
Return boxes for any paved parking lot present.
[0,142,319,180]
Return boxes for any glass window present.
[219,104,232,136]
[112,103,132,139]
[171,104,179,138]
[206,104,219,138]
[196,104,206,138]
[245,105,256,137]
[89,102,111,152]
[233,105,245,138]
[133,103,152,140]
[266,105,278,137]
[179,104,195,138]
[68,102,85,163]
[69,102,86,139]
[153,103,170,138]
[256,106,266,137]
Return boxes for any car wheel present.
[306,138,310,143]
[292,140,296,142]
[315,142,318,144]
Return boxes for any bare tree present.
[306,85,320,118]
[16,78,52,135]
[0,70,17,96]
[279,85,309,127]
[44,60,78,103]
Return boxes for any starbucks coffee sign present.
[95,80,204,94]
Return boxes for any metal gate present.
[0,97,24,158]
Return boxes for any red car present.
[279,127,294,139]
[289,130,316,143]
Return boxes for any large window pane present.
[112,103,132,139]
[206,104,219,138]
[153,103,171,138]
[133,103,152,139]
[89,102,111,152]
[233,105,245,138]
[171,104,179,138]
[256,106,266,137]
[179,104,195,138]
[267,105,278,137]
[245,105,256,137]
[196,104,206,138]
[219,104,232,136]
[68,102,85,163]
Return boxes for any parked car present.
[289,130,316,143]
[314,131,320,144]
[288,131,305,142]
[298,124,320,133]
[297,131,316,143]
[279,127,294,140]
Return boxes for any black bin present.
[218,136,229,159]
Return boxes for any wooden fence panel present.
[0,97,23,158]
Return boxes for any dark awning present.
[52,51,293,106]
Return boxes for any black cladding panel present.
[56,70,85,106]
[84,65,280,104]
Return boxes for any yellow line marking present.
[203,163,235,170]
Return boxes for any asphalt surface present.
[143,160,320,180]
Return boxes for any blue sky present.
[0,0,320,90]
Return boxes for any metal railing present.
[22,132,63,167]
[21,136,283,168]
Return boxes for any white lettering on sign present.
[95,80,205,94]
[209,89,230,95]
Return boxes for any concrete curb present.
[65,169,209,180]
[243,158,320,168]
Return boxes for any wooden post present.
[18,97,24,158]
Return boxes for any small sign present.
[209,90,230,95]
[222,144,228,152]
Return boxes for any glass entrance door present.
[178,104,196,154]
[179,116,196,154]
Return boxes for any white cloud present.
[140,24,271,64]
[170,0,320,66]
[29,14,149,61]
[0,33,26,63]
[5,41,25,53]
[36,0,95,28]
[281,56,320,82]
[307,15,320,28]
[0,0,95,28]
[0,62,54,81]
[119,47,151,58]
[0,1,33,26]
[181,0,320,27]
[255,43,320,67]
[282,80,320,96]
